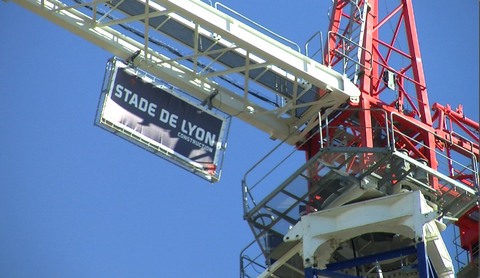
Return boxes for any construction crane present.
[2,0,478,277]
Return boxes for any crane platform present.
[14,0,360,145]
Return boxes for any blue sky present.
[0,1,478,278]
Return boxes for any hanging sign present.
[95,59,228,182]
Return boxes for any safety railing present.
[243,107,479,220]
[240,239,268,278]
[242,146,370,276]
[389,112,479,218]
[240,106,479,277]
[214,2,301,53]
[453,225,470,271]
[241,133,308,217]
[305,31,324,63]
[327,31,373,79]
[389,113,478,173]
[320,108,391,150]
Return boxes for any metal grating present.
[110,0,322,118]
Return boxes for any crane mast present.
[5,0,478,277]
[287,1,479,277]
[242,2,478,277]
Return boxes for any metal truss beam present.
[12,0,361,145]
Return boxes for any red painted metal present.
[322,0,441,183]
[433,103,479,141]
[315,0,479,188]
[455,205,479,262]
[306,0,479,258]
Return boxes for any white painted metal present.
[284,190,455,277]
[10,0,360,145]
[255,243,302,278]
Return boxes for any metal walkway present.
[240,108,479,278]
[15,0,360,145]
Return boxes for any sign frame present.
[95,57,230,182]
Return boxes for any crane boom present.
[14,0,360,145]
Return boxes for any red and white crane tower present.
[5,0,478,277]
[290,0,480,277]
[240,1,478,277]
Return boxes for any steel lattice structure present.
[5,0,479,277]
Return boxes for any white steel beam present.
[11,0,299,142]
[158,0,359,97]
[9,0,361,145]
[283,190,455,277]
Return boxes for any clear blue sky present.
[0,1,478,278]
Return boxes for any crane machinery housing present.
[4,0,478,277]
